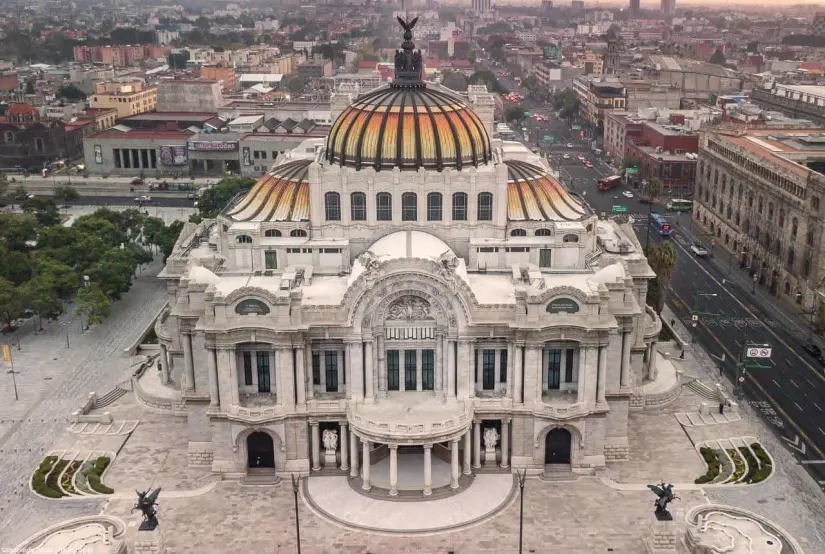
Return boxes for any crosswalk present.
[607,213,649,223]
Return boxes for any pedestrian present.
[719,365,724,377]
[670,319,676,327]
[719,402,725,415]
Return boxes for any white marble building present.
[152,29,664,495]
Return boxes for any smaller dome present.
[505,160,588,222]
[370,230,455,262]
[588,262,627,285]
[226,160,310,222]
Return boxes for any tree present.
[709,47,726,66]
[0,213,38,251]
[75,283,111,325]
[283,75,308,96]
[643,178,664,250]
[14,185,29,202]
[56,84,87,101]
[647,242,677,314]
[21,275,63,322]
[54,185,80,208]
[34,257,79,299]
[0,277,23,331]
[505,106,526,123]
[21,197,60,226]
[0,172,8,199]
[468,50,477,64]
[441,71,468,92]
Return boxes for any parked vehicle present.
[801,342,822,359]
[690,242,708,257]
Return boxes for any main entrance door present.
[544,428,571,464]
[247,431,275,468]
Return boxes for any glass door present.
[482,349,495,390]
[256,351,271,393]
[547,349,561,390]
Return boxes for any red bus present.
[597,175,622,191]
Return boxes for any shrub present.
[60,461,81,495]
[88,456,114,494]
[31,456,65,498]
[694,446,721,484]
[739,447,759,483]
[748,443,773,483]
[725,449,746,483]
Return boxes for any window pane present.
[351,192,366,221]
[482,349,495,390]
[387,350,400,390]
[377,193,392,221]
[325,351,338,392]
[265,251,277,269]
[548,349,561,390]
[312,352,320,385]
[452,192,467,221]
[500,350,508,384]
[478,192,493,221]
[243,352,253,386]
[402,192,417,221]
[405,350,417,390]
[427,193,442,221]
[422,349,434,390]
[256,351,271,393]
[325,192,341,221]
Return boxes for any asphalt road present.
[578,180,825,491]
[30,195,196,208]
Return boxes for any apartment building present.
[89,81,158,118]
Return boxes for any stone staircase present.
[240,468,281,486]
[683,379,721,402]
[93,386,128,409]
[539,464,578,482]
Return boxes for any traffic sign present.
[611,205,628,213]
[572,125,582,130]
[738,377,745,382]
[543,135,553,141]
[746,347,772,358]
[625,167,639,175]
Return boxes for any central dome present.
[326,85,492,172]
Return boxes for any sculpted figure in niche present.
[484,427,499,451]
[387,295,432,321]
[358,251,381,275]
[322,429,338,452]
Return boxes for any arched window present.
[264,229,281,237]
[768,203,774,221]
[778,209,785,228]
[791,217,798,238]
[757,197,763,214]
[735,212,740,226]
[376,192,392,221]
[787,248,795,267]
[427,192,442,221]
[324,192,341,221]
[784,281,791,295]
[290,229,307,237]
[452,192,468,221]
[236,235,252,244]
[535,228,552,236]
[351,192,366,221]
[477,192,493,221]
[807,230,814,247]
[510,229,527,237]
[563,234,579,243]
[3,131,14,143]
[724,233,730,245]
[34,137,44,153]
[402,192,417,221]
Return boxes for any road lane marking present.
[820,427,825,435]
[785,359,793,366]
[669,288,825,460]
[667,236,825,386]
[807,379,816,388]
[790,379,799,388]
[773,379,781,388]
[795,402,804,411]
[735,340,742,347]
[770,359,777,367]
[815,403,823,411]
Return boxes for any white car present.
[691,242,709,257]
[622,191,633,198]
[135,195,151,202]
[566,143,574,148]
[563,154,570,160]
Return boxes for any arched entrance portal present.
[247,431,275,468]
[544,428,572,465]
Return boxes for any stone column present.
[577,347,589,404]
[423,444,433,496]
[435,336,443,393]
[207,346,219,408]
[295,347,307,406]
[450,438,460,489]
[620,330,632,389]
[364,340,375,400]
[416,349,423,391]
[463,429,472,474]
[361,440,371,490]
[458,340,472,398]
[513,343,523,403]
[279,347,295,408]
[182,333,195,391]
[349,341,363,400]
[389,444,398,496]
[349,429,359,478]
[305,344,314,400]
[377,335,386,397]
[159,343,170,385]
[447,339,456,398]
[506,342,514,398]
[473,421,482,469]
[311,423,321,471]
[501,419,510,468]
[340,422,349,471]
[227,347,240,407]
[597,345,607,404]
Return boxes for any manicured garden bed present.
[31,454,114,498]
[87,456,114,495]
[748,443,773,483]
[31,456,64,498]
[695,447,721,484]
[725,449,746,483]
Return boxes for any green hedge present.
[694,446,721,484]
[60,461,81,495]
[87,456,114,495]
[739,447,759,483]
[31,456,65,498]
[725,449,746,483]
[748,443,773,484]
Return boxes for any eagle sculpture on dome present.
[397,16,419,43]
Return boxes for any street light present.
[291,474,302,554]
[61,322,70,348]
[517,469,527,554]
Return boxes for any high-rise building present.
[661,0,675,17]
[472,0,491,13]
[629,0,640,17]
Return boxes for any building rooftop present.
[88,128,194,140]
[119,112,218,122]
[708,128,825,179]
[648,55,739,79]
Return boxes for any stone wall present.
[629,370,682,411]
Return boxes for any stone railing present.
[347,403,472,443]
[153,304,172,343]
[643,305,663,339]
[123,303,170,358]
[131,357,184,414]
[684,504,804,554]
[536,400,584,419]
[227,404,287,423]
[629,369,683,411]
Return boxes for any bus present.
[650,213,673,237]
[666,199,693,212]
[597,175,623,191]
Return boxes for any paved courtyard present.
[3,289,825,552]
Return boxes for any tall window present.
[324,192,341,221]
[311,352,321,385]
[404,350,417,390]
[376,192,392,221]
[387,350,400,390]
[500,350,508,384]
[264,251,277,269]
[243,352,253,386]
[256,351,271,393]
[427,192,442,221]
[547,349,561,390]
[478,192,493,221]
[422,350,434,390]
[402,192,418,221]
[482,349,495,390]
[351,192,366,221]
[564,348,575,382]
[324,351,338,392]
[452,192,468,221]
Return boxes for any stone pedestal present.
[484,448,497,466]
[324,449,337,468]
[134,526,166,554]
[646,516,678,553]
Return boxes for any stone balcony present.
[538,389,585,419]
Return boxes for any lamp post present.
[291,474,302,554]
[61,322,69,348]
[517,469,527,554]
[692,291,717,313]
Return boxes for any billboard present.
[242,146,253,166]
[187,141,239,152]
[160,145,188,166]
[93,144,103,164]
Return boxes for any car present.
[801,342,822,359]
[134,195,151,202]
[584,161,593,168]
[563,154,570,159]
[131,178,144,185]
[566,143,574,148]
[690,242,708,257]
[622,191,634,198]
[581,158,589,165]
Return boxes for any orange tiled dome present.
[505,160,589,221]
[226,159,310,222]
[325,85,492,172]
